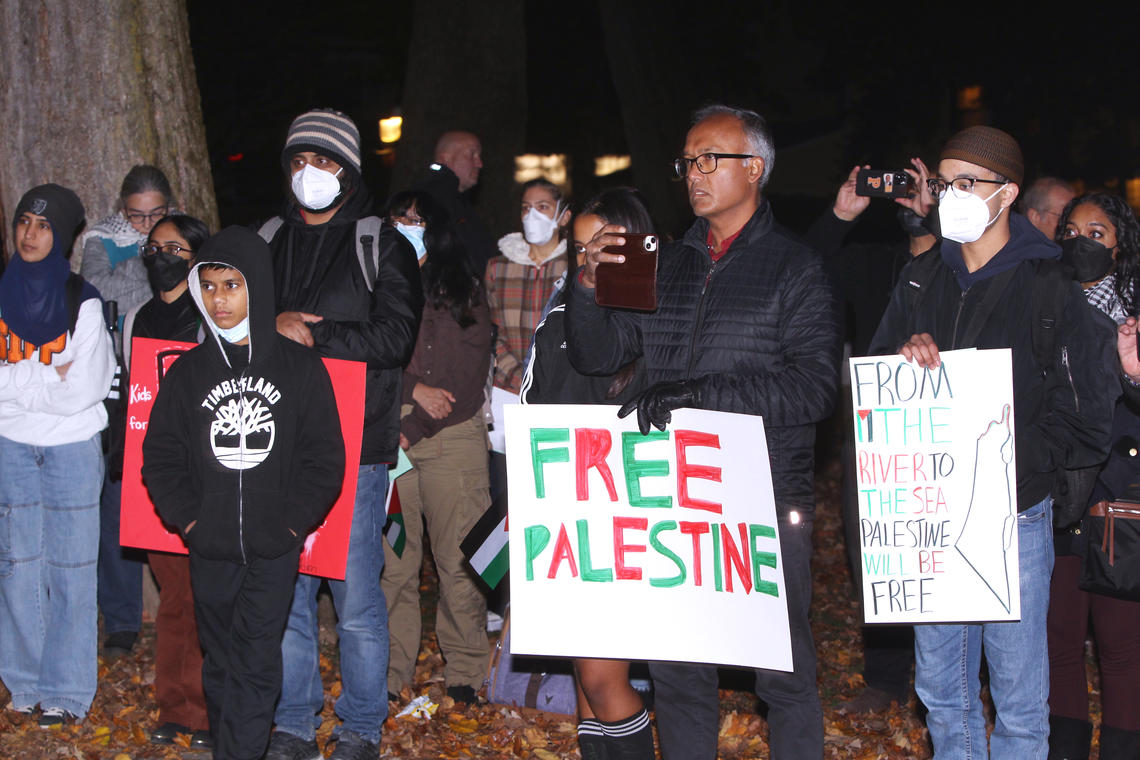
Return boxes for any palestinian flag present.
[384,482,405,558]
[461,497,508,592]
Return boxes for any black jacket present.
[267,189,422,464]
[869,213,1115,510]
[566,200,842,512]
[142,227,346,562]
[414,163,497,274]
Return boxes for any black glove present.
[618,380,700,435]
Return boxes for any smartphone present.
[855,169,911,198]
[595,233,658,311]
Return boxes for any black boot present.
[1100,725,1140,760]
[1048,715,1091,760]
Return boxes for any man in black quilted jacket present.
[567,104,841,760]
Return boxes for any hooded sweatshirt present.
[142,226,345,562]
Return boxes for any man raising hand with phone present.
[567,104,841,760]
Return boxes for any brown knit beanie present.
[940,126,1024,185]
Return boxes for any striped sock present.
[578,718,610,760]
[599,708,654,760]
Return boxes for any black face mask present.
[1060,235,1115,283]
[143,250,191,293]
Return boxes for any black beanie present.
[13,184,86,252]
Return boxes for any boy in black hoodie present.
[142,226,345,760]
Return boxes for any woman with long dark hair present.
[381,191,494,704]
[522,186,652,759]
[1048,191,1140,759]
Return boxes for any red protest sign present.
[120,337,365,579]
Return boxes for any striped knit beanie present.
[940,126,1024,186]
[282,109,362,175]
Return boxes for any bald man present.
[412,131,496,271]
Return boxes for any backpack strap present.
[1030,258,1070,370]
[65,273,87,335]
[355,216,383,292]
[121,303,143,370]
[257,216,285,244]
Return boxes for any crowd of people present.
[1,103,1138,760]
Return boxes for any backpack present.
[901,251,1099,527]
[257,215,384,291]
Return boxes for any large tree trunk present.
[598,0,694,239]
[391,0,527,241]
[0,0,218,260]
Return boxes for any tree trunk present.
[598,0,694,239]
[391,0,527,242]
[0,0,218,261]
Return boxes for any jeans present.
[915,498,1053,760]
[0,434,102,717]
[275,465,390,744]
[96,465,142,635]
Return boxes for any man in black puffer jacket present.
[568,104,841,760]
[262,109,423,760]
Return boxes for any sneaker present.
[6,701,35,715]
[264,730,322,760]
[446,685,477,704]
[102,630,138,658]
[38,707,77,728]
[328,730,380,760]
[837,686,900,714]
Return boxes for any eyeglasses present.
[142,242,192,257]
[926,177,1006,198]
[673,153,759,179]
[126,208,169,225]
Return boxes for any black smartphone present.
[595,233,658,312]
[855,169,911,198]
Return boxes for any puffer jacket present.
[566,200,842,512]
[266,189,423,464]
[869,213,1115,511]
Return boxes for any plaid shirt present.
[1085,273,1127,325]
[485,233,567,393]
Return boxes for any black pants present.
[190,547,300,760]
[842,432,914,697]
[650,515,824,760]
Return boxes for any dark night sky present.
[187,1,1140,235]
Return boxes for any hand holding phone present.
[595,233,658,311]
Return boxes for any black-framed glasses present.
[126,207,169,225]
[673,153,759,179]
[926,177,1006,198]
[142,242,192,257]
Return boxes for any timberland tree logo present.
[30,198,47,214]
[200,377,282,470]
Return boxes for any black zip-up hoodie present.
[142,226,346,562]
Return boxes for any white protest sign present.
[506,404,792,671]
[849,348,1020,624]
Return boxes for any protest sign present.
[120,337,365,579]
[506,404,791,671]
[849,348,1019,624]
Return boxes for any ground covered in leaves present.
[1,444,1105,759]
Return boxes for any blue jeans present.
[275,465,390,744]
[0,434,103,717]
[915,498,1053,760]
[96,465,142,635]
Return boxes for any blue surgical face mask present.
[216,317,250,344]
[396,223,427,260]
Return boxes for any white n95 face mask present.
[522,205,561,245]
[937,183,1007,244]
[291,164,343,210]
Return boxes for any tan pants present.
[382,412,491,692]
